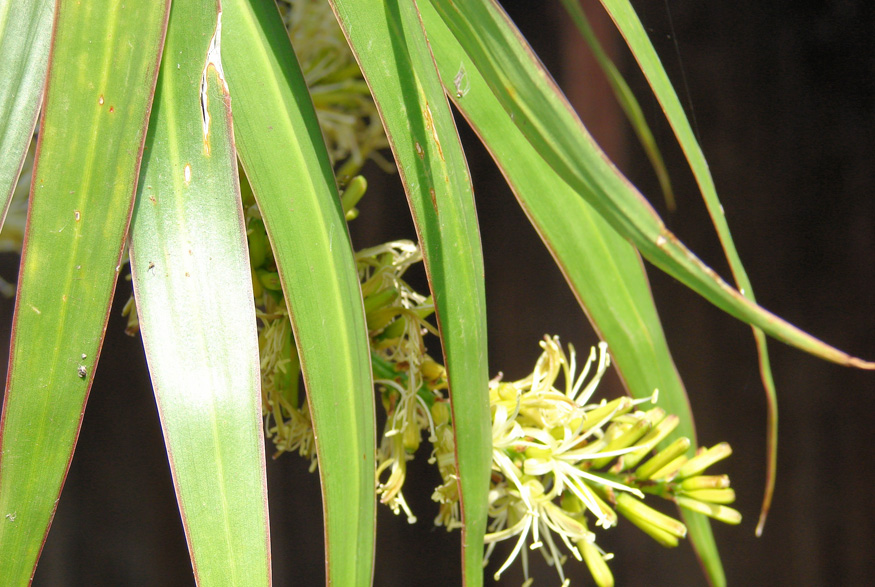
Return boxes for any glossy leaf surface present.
[128,2,270,585]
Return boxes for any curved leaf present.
[597,0,779,539]
[128,3,270,585]
[221,0,376,584]
[328,0,491,584]
[427,0,873,370]
[0,1,169,582]
[417,2,723,583]
[558,0,675,210]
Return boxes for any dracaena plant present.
[0,1,871,586]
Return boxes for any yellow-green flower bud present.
[615,493,686,547]
[363,287,399,316]
[496,383,518,402]
[257,269,282,291]
[403,423,421,453]
[591,417,651,469]
[677,442,732,479]
[561,491,583,514]
[675,496,742,525]
[366,306,400,332]
[681,488,736,504]
[247,219,269,269]
[340,175,367,216]
[121,295,140,336]
[648,454,688,481]
[582,397,632,431]
[635,437,690,480]
[251,266,264,299]
[379,315,407,340]
[421,358,445,383]
[616,415,680,472]
[579,539,615,587]
[679,475,730,491]
[430,400,451,427]
[644,407,666,426]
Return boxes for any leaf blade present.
[128,3,271,585]
[0,1,169,582]
[427,0,873,369]
[221,0,376,584]
[329,0,491,583]
[596,0,779,540]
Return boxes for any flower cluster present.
[251,222,741,585]
[441,337,742,587]
[355,240,446,522]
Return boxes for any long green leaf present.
[128,3,270,585]
[558,0,675,211]
[329,0,490,584]
[221,0,376,584]
[427,0,874,370]
[596,0,779,539]
[0,0,54,232]
[0,1,168,583]
[417,2,724,583]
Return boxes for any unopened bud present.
[679,475,730,491]
[615,493,686,547]
[681,488,736,505]
[579,539,615,587]
[615,415,679,472]
[677,443,732,479]
[676,496,742,525]
[635,437,690,480]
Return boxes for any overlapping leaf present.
[128,2,270,584]
[222,0,376,583]
[328,0,491,584]
[427,0,873,370]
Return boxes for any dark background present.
[1,0,872,585]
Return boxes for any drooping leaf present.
[427,0,873,370]
[221,0,376,583]
[128,2,270,584]
[0,1,169,582]
[417,2,723,583]
[558,0,675,210]
[329,0,491,584]
[596,0,779,539]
